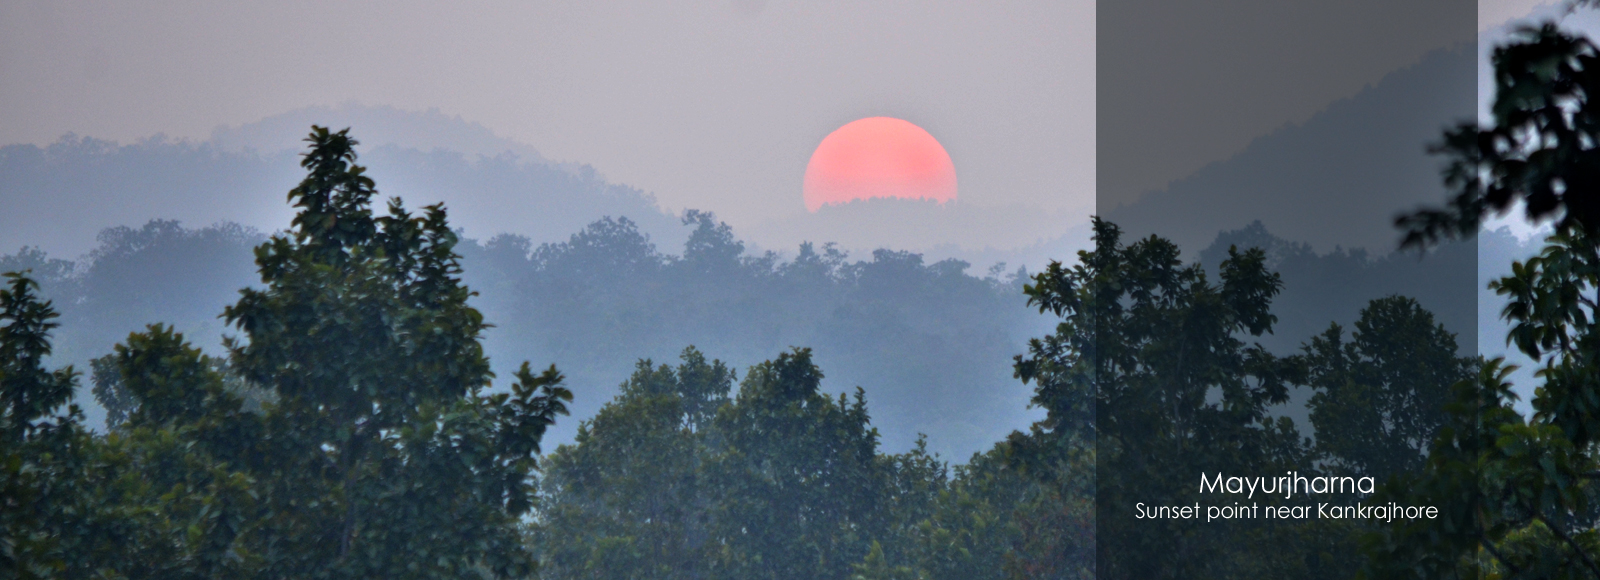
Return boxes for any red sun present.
[802,117,957,212]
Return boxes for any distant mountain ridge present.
[0,105,683,258]
[210,103,549,162]
[1105,43,1477,257]
[750,197,1093,271]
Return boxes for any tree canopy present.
[2,127,574,579]
[0,116,1513,579]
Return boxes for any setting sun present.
[802,117,957,212]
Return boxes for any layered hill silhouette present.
[751,197,1093,270]
[208,103,550,161]
[0,104,683,259]
[0,44,1518,460]
[1104,43,1477,257]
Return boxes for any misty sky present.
[2,2,1089,229]
[0,0,1569,252]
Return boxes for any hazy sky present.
[0,0,1568,250]
[0,1,1090,230]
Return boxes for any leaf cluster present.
[2,127,574,579]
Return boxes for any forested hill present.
[0,105,682,260]
[1105,43,1476,256]
[1,213,1051,459]
[4,209,1490,460]
[457,211,1052,457]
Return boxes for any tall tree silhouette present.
[1013,218,1316,579]
[1368,19,1600,579]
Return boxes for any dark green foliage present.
[115,325,233,428]
[533,216,1485,579]
[538,348,731,579]
[92,348,272,432]
[709,348,886,580]
[1002,219,1483,579]
[539,346,892,580]
[2,275,267,579]
[865,435,1090,580]
[533,211,1495,580]
[537,341,1097,580]
[1362,15,1600,579]
[1014,218,1340,579]
[71,324,261,579]
[0,103,1549,580]
[1399,24,1600,246]
[11,204,1478,461]
[90,354,136,429]
[5,127,572,579]
[201,126,569,579]
[1501,229,1600,445]
[1362,228,1600,578]
[1301,296,1475,481]
[1,273,79,442]
[463,211,1038,459]
[0,272,83,579]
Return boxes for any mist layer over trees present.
[0,117,681,260]
[2,211,1047,458]
[2,123,1504,578]
[16,19,1600,576]
[3,206,1486,461]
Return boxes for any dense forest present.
[0,127,1485,578]
[10,20,1600,580]
[0,211,1046,459]
[0,208,1486,460]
